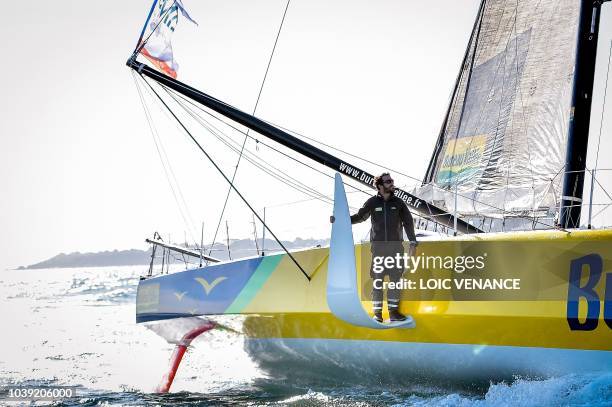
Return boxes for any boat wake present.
[239,372,612,406]
[3,372,608,406]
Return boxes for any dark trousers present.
[370,244,404,313]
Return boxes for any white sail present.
[421,0,581,230]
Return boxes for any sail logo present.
[566,254,611,330]
[437,134,487,186]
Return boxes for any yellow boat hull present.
[137,228,612,377]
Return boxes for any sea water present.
[0,266,610,406]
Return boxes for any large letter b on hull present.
[567,254,603,331]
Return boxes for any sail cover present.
[420,0,580,229]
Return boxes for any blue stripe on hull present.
[137,257,264,320]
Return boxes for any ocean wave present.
[391,373,612,407]
[1,372,610,406]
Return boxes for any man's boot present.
[373,311,383,323]
[389,309,407,322]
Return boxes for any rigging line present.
[146,79,332,253]
[253,0,291,113]
[151,75,326,261]
[162,85,371,195]
[444,0,486,187]
[441,15,481,177]
[181,110,334,205]
[136,76,200,237]
[592,204,612,221]
[151,65,531,228]
[149,85,368,198]
[422,166,571,230]
[206,139,246,255]
[262,191,362,210]
[132,72,198,243]
[158,95,335,223]
[268,105,559,230]
[132,0,178,58]
[170,90,371,213]
[425,0,489,185]
[164,84,372,197]
[206,123,333,203]
[440,16,479,169]
[141,74,311,281]
[593,41,612,179]
[137,75,208,243]
[260,187,366,213]
[150,77,336,207]
[208,0,292,256]
[260,119,424,184]
[592,174,612,204]
[169,85,340,183]
[161,84,335,205]
[474,0,495,63]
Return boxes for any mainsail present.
[421,0,581,230]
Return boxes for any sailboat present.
[128,0,612,392]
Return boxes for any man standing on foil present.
[350,173,418,322]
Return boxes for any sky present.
[1,1,611,271]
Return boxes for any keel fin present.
[156,320,215,393]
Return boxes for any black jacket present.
[350,194,417,244]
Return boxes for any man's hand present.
[330,215,335,223]
[408,241,418,256]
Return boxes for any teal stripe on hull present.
[226,255,284,313]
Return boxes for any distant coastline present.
[18,238,328,270]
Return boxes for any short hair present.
[374,172,391,188]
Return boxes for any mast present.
[127,59,482,234]
[559,0,610,228]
